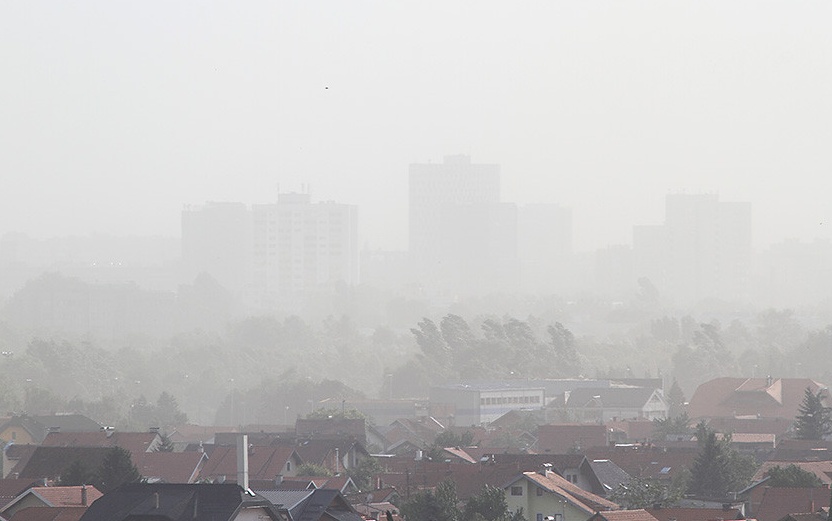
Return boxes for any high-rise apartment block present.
[633,193,751,302]
[409,155,518,295]
[182,194,358,310]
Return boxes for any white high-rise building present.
[252,193,359,307]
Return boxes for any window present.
[537,514,543,521]
[536,487,543,496]
[286,461,292,472]
[510,486,523,496]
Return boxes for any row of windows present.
[481,395,540,405]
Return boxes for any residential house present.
[584,446,698,483]
[503,469,619,521]
[199,445,303,484]
[537,424,610,454]
[0,479,40,511]
[76,483,285,521]
[564,387,668,423]
[6,505,88,521]
[1,486,102,519]
[40,431,161,454]
[11,447,113,483]
[752,462,832,487]
[749,486,832,521]
[256,489,363,521]
[132,451,208,484]
[687,377,830,422]
[0,416,102,445]
[294,439,370,474]
[769,440,832,462]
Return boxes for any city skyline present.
[2,2,830,252]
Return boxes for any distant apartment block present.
[430,383,545,426]
[633,193,751,303]
[181,194,358,310]
[252,193,358,307]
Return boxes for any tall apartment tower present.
[409,155,517,296]
[633,193,751,303]
[252,193,359,308]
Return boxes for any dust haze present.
[1,1,831,428]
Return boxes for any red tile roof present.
[592,509,660,521]
[8,486,103,509]
[584,446,698,481]
[646,507,743,521]
[516,471,618,514]
[537,424,609,453]
[132,451,207,483]
[41,431,159,454]
[0,479,40,510]
[688,378,829,421]
[754,487,831,521]
[199,445,299,482]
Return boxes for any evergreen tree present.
[794,387,832,440]
[667,379,686,418]
[688,423,732,498]
[689,423,757,497]
[95,447,142,493]
[59,459,94,486]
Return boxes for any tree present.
[95,447,142,493]
[155,392,188,429]
[667,379,686,418]
[400,479,460,521]
[548,322,581,377]
[688,423,757,497]
[610,477,682,509]
[463,485,523,521]
[60,459,94,486]
[794,387,832,440]
[765,465,823,487]
[653,413,692,440]
[348,457,382,491]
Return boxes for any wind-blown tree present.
[653,413,692,440]
[59,459,95,486]
[795,387,832,440]
[548,322,581,377]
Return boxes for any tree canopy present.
[794,387,832,440]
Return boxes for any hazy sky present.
[2,1,830,252]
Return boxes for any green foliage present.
[794,387,832,440]
[688,423,758,498]
[667,379,686,418]
[400,479,460,521]
[59,459,95,486]
[610,477,682,509]
[425,430,476,461]
[94,447,142,493]
[653,412,692,440]
[765,465,823,487]
[463,485,520,521]
[348,457,382,491]
[296,463,333,477]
